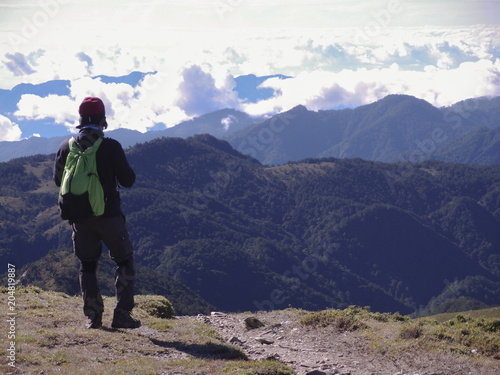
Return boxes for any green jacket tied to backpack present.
[54,127,136,222]
[58,136,105,222]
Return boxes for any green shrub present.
[299,307,367,331]
[400,322,423,339]
[429,314,500,357]
[137,295,175,319]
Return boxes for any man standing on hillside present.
[53,97,140,329]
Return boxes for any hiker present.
[53,96,140,329]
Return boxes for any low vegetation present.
[426,314,500,358]
[0,287,293,375]
[1,287,499,374]
[299,305,408,330]
[299,304,500,361]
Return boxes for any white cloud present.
[242,58,500,116]
[0,48,91,89]
[12,71,190,133]
[1,15,499,139]
[0,115,22,141]
[13,77,153,132]
[24,53,493,131]
[14,94,76,125]
[221,115,237,131]
[10,62,244,134]
[3,52,36,76]
[175,65,239,117]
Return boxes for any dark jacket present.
[53,127,135,218]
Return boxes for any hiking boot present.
[86,313,102,329]
[111,309,141,329]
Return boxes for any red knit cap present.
[79,97,105,115]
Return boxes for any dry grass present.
[298,305,407,330]
[0,287,293,375]
[2,287,498,374]
[264,162,335,185]
[429,306,500,323]
[299,304,500,368]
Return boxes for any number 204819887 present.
[6,263,17,368]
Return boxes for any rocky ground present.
[195,310,499,375]
[3,287,498,375]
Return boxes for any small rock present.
[196,314,210,323]
[210,311,227,317]
[305,370,327,375]
[229,336,244,345]
[301,362,317,368]
[266,353,281,360]
[256,337,274,345]
[245,316,265,330]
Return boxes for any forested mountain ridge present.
[1,94,499,166]
[227,94,500,165]
[0,108,261,162]
[1,134,499,315]
[431,125,500,165]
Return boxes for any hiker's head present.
[77,97,108,130]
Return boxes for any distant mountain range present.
[0,108,263,162]
[1,93,499,165]
[1,135,499,316]
[227,94,500,165]
[432,125,500,165]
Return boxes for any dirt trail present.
[201,310,499,375]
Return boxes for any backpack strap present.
[72,137,84,152]
[70,136,103,153]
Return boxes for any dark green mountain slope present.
[429,196,500,276]
[227,104,351,165]
[2,95,499,166]
[1,135,499,315]
[445,96,500,129]
[18,248,214,315]
[329,204,487,307]
[122,136,500,313]
[227,95,493,165]
[227,95,500,165]
[324,95,446,161]
[433,125,500,164]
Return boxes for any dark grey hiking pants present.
[72,215,135,319]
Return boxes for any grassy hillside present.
[0,287,291,375]
[1,287,498,374]
[300,305,500,361]
[17,247,215,316]
[1,134,499,316]
[429,306,500,323]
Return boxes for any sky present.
[0,0,499,141]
